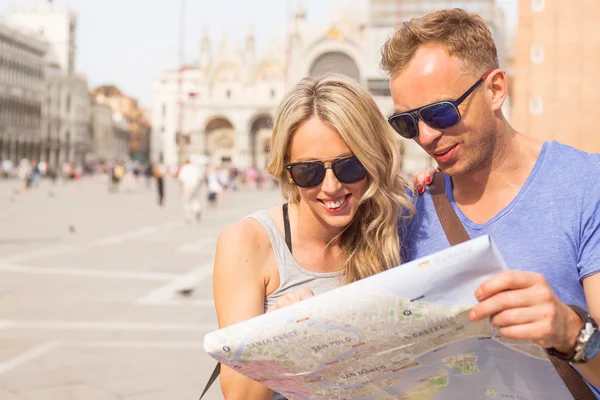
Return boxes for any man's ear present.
[488,70,508,112]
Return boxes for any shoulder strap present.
[283,203,293,253]
[429,172,597,400]
[198,363,220,400]
[428,172,470,245]
[549,357,598,400]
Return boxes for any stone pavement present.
[0,177,283,400]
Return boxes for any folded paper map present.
[204,235,573,400]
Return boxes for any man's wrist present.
[552,304,584,355]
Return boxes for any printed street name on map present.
[311,337,353,353]
[246,330,300,349]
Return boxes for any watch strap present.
[548,305,597,364]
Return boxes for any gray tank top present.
[248,208,344,400]
[247,208,345,312]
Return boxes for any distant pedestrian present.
[153,162,168,207]
[18,158,32,192]
[109,163,124,193]
[144,163,153,190]
[206,166,222,208]
[177,159,204,222]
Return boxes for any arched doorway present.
[309,51,360,82]
[205,116,235,166]
[249,115,273,169]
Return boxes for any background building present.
[6,2,76,74]
[90,85,151,162]
[68,73,91,163]
[112,112,130,161]
[151,0,509,175]
[511,0,600,153]
[90,103,113,161]
[89,103,135,163]
[0,21,45,164]
[43,64,91,164]
[7,1,91,166]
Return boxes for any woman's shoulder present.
[217,205,285,254]
[218,218,265,248]
[214,206,285,283]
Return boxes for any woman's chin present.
[315,202,357,229]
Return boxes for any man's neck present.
[451,127,543,218]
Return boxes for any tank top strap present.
[246,210,291,284]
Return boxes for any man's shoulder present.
[546,141,600,171]
[541,142,600,196]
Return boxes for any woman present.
[213,74,414,399]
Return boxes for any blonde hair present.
[381,8,499,77]
[268,74,414,284]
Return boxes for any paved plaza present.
[0,177,283,400]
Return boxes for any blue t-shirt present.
[401,141,600,396]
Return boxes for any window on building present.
[162,103,167,117]
[529,96,543,116]
[270,89,276,98]
[530,45,544,64]
[226,89,231,99]
[367,79,391,97]
[532,0,545,12]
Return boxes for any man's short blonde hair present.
[381,8,499,77]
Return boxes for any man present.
[381,9,600,394]
[177,159,204,222]
[152,161,167,207]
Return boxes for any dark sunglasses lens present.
[290,163,325,188]
[420,103,460,130]
[390,114,418,139]
[334,158,367,184]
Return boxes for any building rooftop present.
[0,19,46,53]
[8,2,76,18]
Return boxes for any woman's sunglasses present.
[387,70,494,139]
[285,156,367,188]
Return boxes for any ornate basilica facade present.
[151,0,507,175]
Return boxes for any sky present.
[0,0,517,107]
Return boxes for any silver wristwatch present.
[548,305,600,364]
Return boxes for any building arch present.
[249,114,273,169]
[309,51,361,82]
[212,63,241,82]
[204,116,236,165]
[254,61,285,82]
[302,34,363,82]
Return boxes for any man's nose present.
[416,119,443,147]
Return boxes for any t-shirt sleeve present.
[398,188,419,264]
[577,160,600,281]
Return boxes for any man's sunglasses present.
[388,70,494,139]
[285,156,367,188]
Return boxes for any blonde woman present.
[213,74,413,399]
